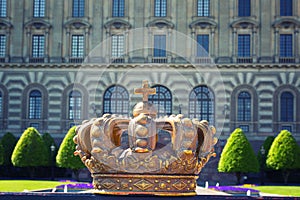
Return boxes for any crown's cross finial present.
[134,80,156,102]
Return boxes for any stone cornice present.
[0,63,299,70]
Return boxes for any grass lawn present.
[243,185,300,197]
[0,180,64,192]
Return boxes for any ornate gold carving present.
[74,80,218,196]
[173,181,187,190]
[134,180,153,191]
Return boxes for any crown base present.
[92,173,198,196]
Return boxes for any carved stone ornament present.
[74,80,218,196]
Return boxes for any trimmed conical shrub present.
[0,132,17,166]
[218,128,259,184]
[11,127,48,177]
[56,126,85,180]
[266,130,299,184]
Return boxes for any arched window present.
[281,91,293,122]
[103,85,129,115]
[189,86,214,124]
[29,90,42,119]
[237,91,251,121]
[69,90,82,120]
[148,85,172,116]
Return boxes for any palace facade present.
[0,0,299,146]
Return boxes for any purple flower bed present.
[56,182,94,191]
[208,186,260,196]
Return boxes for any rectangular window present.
[238,0,251,17]
[282,125,292,132]
[33,0,45,17]
[280,34,293,57]
[111,35,124,57]
[239,125,249,133]
[73,0,85,17]
[71,35,84,57]
[32,35,45,58]
[29,99,41,119]
[197,0,210,17]
[196,34,209,56]
[154,0,167,17]
[153,35,166,57]
[238,34,251,57]
[0,0,7,17]
[29,123,40,130]
[280,0,293,16]
[112,0,125,17]
[0,35,6,57]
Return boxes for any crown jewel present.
[74,80,218,196]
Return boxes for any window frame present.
[189,85,215,124]
[280,91,294,122]
[111,34,125,58]
[154,0,167,17]
[112,0,125,17]
[72,0,85,17]
[148,85,172,116]
[28,90,42,119]
[279,34,293,57]
[196,34,209,57]
[237,34,251,57]
[153,34,166,57]
[0,0,7,18]
[197,0,210,17]
[33,0,46,18]
[238,0,251,17]
[71,34,85,58]
[0,34,6,58]
[237,91,251,121]
[280,0,293,16]
[32,35,45,58]
[68,90,82,120]
[103,85,129,116]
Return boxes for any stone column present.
[232,28,237,62]
[125,28,129,63]
[44,30,49,62]
[25,28,31,62]
[252,27,257,63]
[65,28,70,62]
[274,28,279,62]
[295,28,299,62]
[190,28,195,62]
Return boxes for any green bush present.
[42,133,57,166]
[266,130,299,184]
[56,126,85,180]
[11,127,48,177]
[218,128,259,184]
[11,128,48,167]
[257,136,275,170]
[0,132,17,166]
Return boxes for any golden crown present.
[74,80,218,196]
